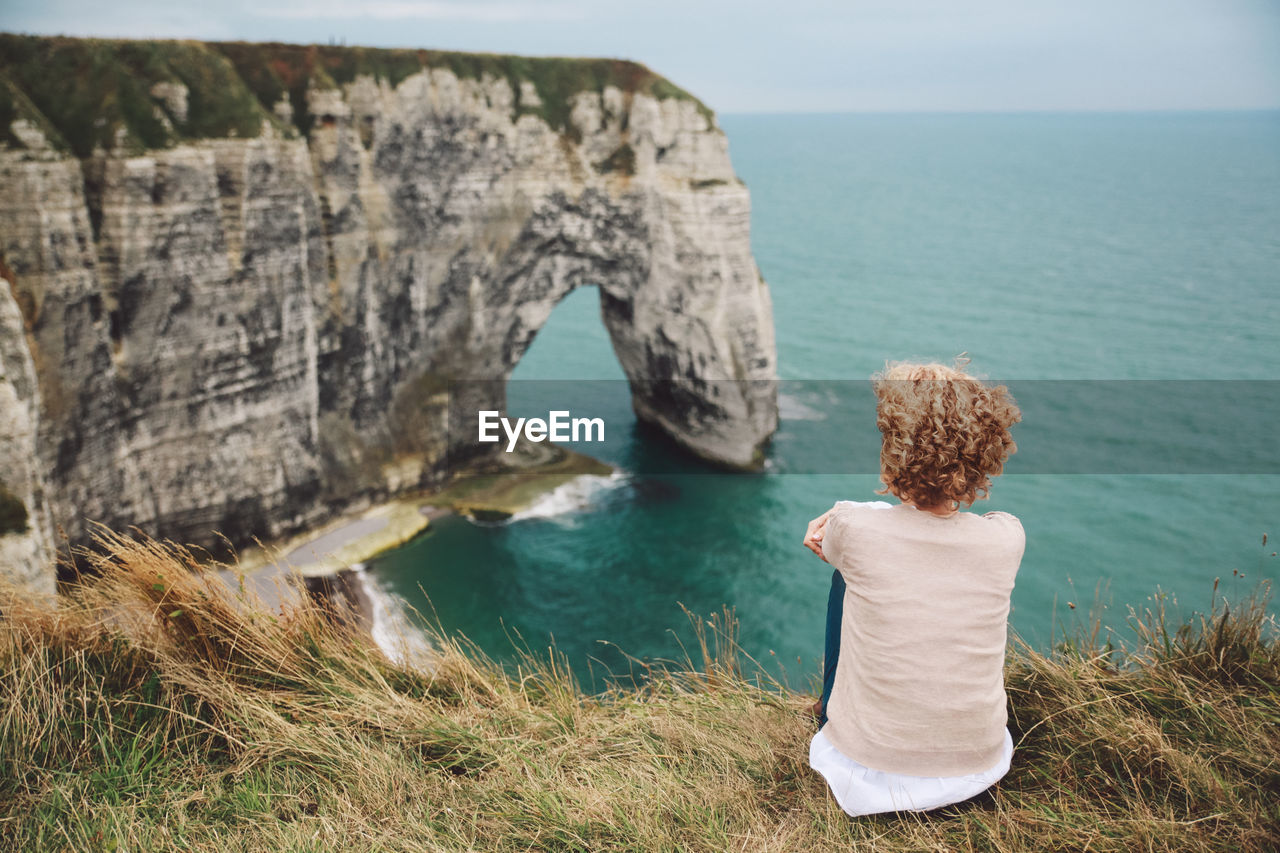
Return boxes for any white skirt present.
[809,727,1013,817]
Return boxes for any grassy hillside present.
[0,530,1276,851]
[0,34,711,156]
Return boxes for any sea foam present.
[508,470,629,523]
[353,566,435,673]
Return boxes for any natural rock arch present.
[0,37,778,589]
[411,187,778,472]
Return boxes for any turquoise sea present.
[370,112,1280,690]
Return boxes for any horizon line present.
[716,107,1280,118]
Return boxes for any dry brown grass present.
[1,530,1277,852]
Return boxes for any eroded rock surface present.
[0,38,778,590]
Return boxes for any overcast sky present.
[3,0,1278,114]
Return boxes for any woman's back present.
[820,500,1025,778]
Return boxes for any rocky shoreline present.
[219,445,613,627]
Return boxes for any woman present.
[801,358,1024,817]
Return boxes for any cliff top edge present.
[0,33,714,158]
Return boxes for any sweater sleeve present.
[820,504,851,573]
[982,510,1027,561]
[822,500,888,575]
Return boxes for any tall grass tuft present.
[1,531,1277,851]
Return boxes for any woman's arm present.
[806,500,885,567]
[803,508,835,563]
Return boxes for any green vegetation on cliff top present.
[0,36,270,156]
[0,34,712,157]
[1,530,1277,851]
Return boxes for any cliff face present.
[0,37,778,590]
[0,277,54,594]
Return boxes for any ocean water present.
[369,112,1280,689]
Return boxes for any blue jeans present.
[819,569,845,727]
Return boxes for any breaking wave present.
[353,566,435,673]
[778,392,826,421]
[508,469,629,523]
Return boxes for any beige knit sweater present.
[820,501,1025,777]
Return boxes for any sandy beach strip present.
[220,447,612,609]
[221,500,444,604]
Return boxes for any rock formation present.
[0,36,778,591]
[0,276,55,594]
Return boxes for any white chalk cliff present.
[0,37,778,591]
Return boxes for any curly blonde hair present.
[872,357,1021,508]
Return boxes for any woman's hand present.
[803,509,833,563]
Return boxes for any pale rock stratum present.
[0,37,778,592]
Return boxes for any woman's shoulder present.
[977,510,1026,547]
[822,501,895,568]
[830,500,894,525]
[827,500,895,537]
